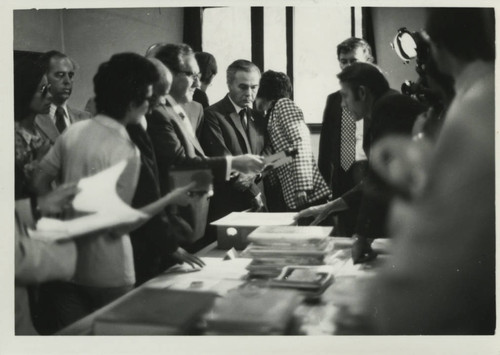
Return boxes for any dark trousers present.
[34,281,132,334]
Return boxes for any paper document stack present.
[28,160,148,242]
[204,287,303,335]
[93,288,218,335]
[243,226,334,278]
[269,265,335,298]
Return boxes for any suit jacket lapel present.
[67,106,79,123]
[34,114,59,143]
[229,111,252,154]
[220,95,251,154]
[246,110,260,154]
[163,103,205,156]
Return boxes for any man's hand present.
[294,198,347,225]
[351,235,378,264]
[231,154,265,175]
[294,191,308,209]
[233,173,255,191]
[37,182,80,216]
[165,182,197,206]
[171,247,206,269]
[251,193,266,212]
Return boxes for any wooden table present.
[58,238,389,335]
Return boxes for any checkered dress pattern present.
[340,107,356,171]
[267,98,331,210]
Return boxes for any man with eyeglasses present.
[35,51,91,144]
[147,44,264,251]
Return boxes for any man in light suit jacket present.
[148,45,264,194]
[35,51,91,144]
[201,59,268,222]
[147,45,264,250]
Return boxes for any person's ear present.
[357,85,367,101]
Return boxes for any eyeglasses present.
[179,70,201,81]
[40,84,51,97]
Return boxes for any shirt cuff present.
[225,155,233,181]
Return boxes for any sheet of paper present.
[146,257,251,290]
[72,159,129,213]
[28,209,147,242]
[29,159,148,242]
[262,151,293,172]
[211,212,297,227]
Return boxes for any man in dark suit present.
[35,51,91,144]
[201,59,268,221]
[297,62,425,262]
[147,46,264,250]
[318,38,374,234]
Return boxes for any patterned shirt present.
[267,98,331,210]
[15,122,50,198]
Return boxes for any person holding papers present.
[255,70,331,211]
[32,53,185,333]
[15,184,79,335]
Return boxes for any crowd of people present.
[14,7,495,335]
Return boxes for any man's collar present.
[165,94,178,107]
[49,102,68,118]
[227,95,246,113]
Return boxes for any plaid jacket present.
[267,98,331,210]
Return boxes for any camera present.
[391,27,454,139]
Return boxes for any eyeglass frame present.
[177,70,202,81]
[39,83,51,98]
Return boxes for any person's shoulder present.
[68,105,92,120]
[205,95,229,113]
[275,97,302,114]
[327,91,341,100]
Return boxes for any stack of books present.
[93,288,218,335]
[243,226,333,278]
[269,265,334,298]
[204,288,303,335]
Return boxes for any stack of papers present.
[28,160,148,242]
[204,288,303,335]
[269,265,335,298]
[242,226,334,278]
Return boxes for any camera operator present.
[392,28,455,141]
[373,8,495,335]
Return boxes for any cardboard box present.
[210,212,297,250]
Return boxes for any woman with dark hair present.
[14,58,52,199]
[193,51,218,108]
[256,70,331,211]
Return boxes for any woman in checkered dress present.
[256,70,331,211]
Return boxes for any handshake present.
[231,154,266,175]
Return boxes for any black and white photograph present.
[3,0,498,353]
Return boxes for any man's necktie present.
[340,107,356,171]
[239,108,248,132]
[55,106,67,134]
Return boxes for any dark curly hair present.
[195,52,218,84]
[14,57,46,121]
[93,52,159,120]
[256,70,292,101]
